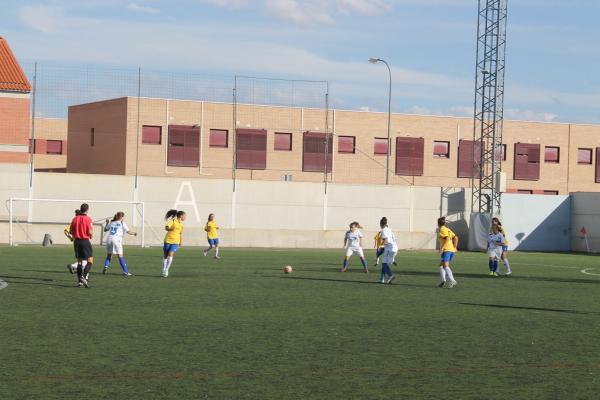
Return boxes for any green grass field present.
[1,246,599,399]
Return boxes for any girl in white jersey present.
[103,212,137,276]
[341,222,368,273]
[487,225,506,277]
[379,217,397,284]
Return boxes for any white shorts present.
[382,248,397,264]
[106,238,123,255]
[487,248,502,260]
[345,247,364,258]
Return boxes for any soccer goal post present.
[7,198,145,247]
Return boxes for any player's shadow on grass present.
[1,275,75,288]
[264,275,435,289]
[399,270,600,285]
[457,302,600,316]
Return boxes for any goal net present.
[7,198,146,247]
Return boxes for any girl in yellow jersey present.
[437,217,458,288]
[491,217,512,275]
[203,213,220,260]
[374,231,385,267]
[162,209,186,277]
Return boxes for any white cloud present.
[504,108,558,122]
[127,3,161,14]
[264,0,333,25]
[200,0,249,8]
[19,5,65,33]
[336,0,391,15]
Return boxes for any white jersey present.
[106,220,129,241]
[345,229,363,249]
[380,227,398,252]
[488,232,505,251]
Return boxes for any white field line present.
[397,254,582,270]
[580,268,600,277]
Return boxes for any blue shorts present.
[208,238,220,247]
[441,251,455,263]
[163,243,180,256]
[502,246,509,252]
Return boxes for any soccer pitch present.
[1,246,599,399]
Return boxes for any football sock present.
[119,257,129,273]
[375,257,379,266]
[215,248,219,257]
[488,259,494,272]
[503,259,512,273]
[162,258,168,271]
[343,259,349,269]
[83,262,92,277]
[493,260,498,273]
[165,256,173,272]
[104,255,111,269]
[360,258,367,269]
[76,263,83,280]
[445,267,455,282]
[439,266,446,282]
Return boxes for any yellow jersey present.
[438,226,457,253]
[205,220,219,239]
[164,219,183,244]
[64,224,71,234]
[374,232,385,248]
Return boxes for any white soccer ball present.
[284,265,293,274]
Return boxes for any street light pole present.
[369,58,392,185]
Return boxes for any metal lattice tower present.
[471,0,508,216]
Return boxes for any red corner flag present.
[581,227,588,236]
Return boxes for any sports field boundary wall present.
[570,192,600,253]
[0,171,473,249]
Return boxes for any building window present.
[544,146,560,163]
[274,132,292,151]
[433,141,450,158]
[90,128,95,147]
[303,132,332,172]
[396,137,424,176]
[167,125,200,167]
[517,189,533,194]
[457,140,482,178]
[578,148,592,164]
[142,125,162,145]
[494,144,506,161]
[338,136,356,154]
[544,190,559,195]
[514,143,540,181]
[236,129,267,170]
[46,140,63,155]
[210,129,228,148]
[374,138,388,155]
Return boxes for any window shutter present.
[514,143,540,180]
[142,126,162,144]
[338,136,355,154]
[168,125,199,167]
[374,138,388,155]
[236,129,267,170]
[274,132,292,151]
[596,148,600,183]
[302,132,332,172]
[457,140,481,178]
[209,129,228,148]
[527,144,540,180]
[395,137,424,176]
[46,140,63,154]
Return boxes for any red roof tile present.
[0,37,31,93]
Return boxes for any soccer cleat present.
[67,264,75,274]
[506,271,512,276]
[102,268,107,275]
[380,279,385,284]
[123,272,132,277]
[162,272,168,278]
[438,281,445,288]
[489,272,495,276]
[393,262,398,266]
[80,277,90,288]
[364,268,369,273]
[214,256,221,260]
[77,282,83,287]
[340,268,347,272]
[203,251,208,257]
[386,275,395,284]
[494,272,500,277]
[448,280,457,289]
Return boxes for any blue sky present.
[2,0,600,123]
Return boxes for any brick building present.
[66,96,600,194]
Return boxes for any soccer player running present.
[203,213,220,259]
[341,222,368,273]
[378,217,398,284]
[69,203,94,288]
[437,217,458,288]
[492,217,512,275]
[487,224,506,277]
[103,212,137,277]
[64,209,86,275]
[162,209,186,278]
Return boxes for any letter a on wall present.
[173,181,201,223]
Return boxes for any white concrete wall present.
[500,194,571,252]
[571,192,600,252]
[0,163,31,220]
[1,172,473,249]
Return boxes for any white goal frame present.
[8,198,145,247]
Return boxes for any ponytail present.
[112,211,125,222]
[165,209,178,220]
